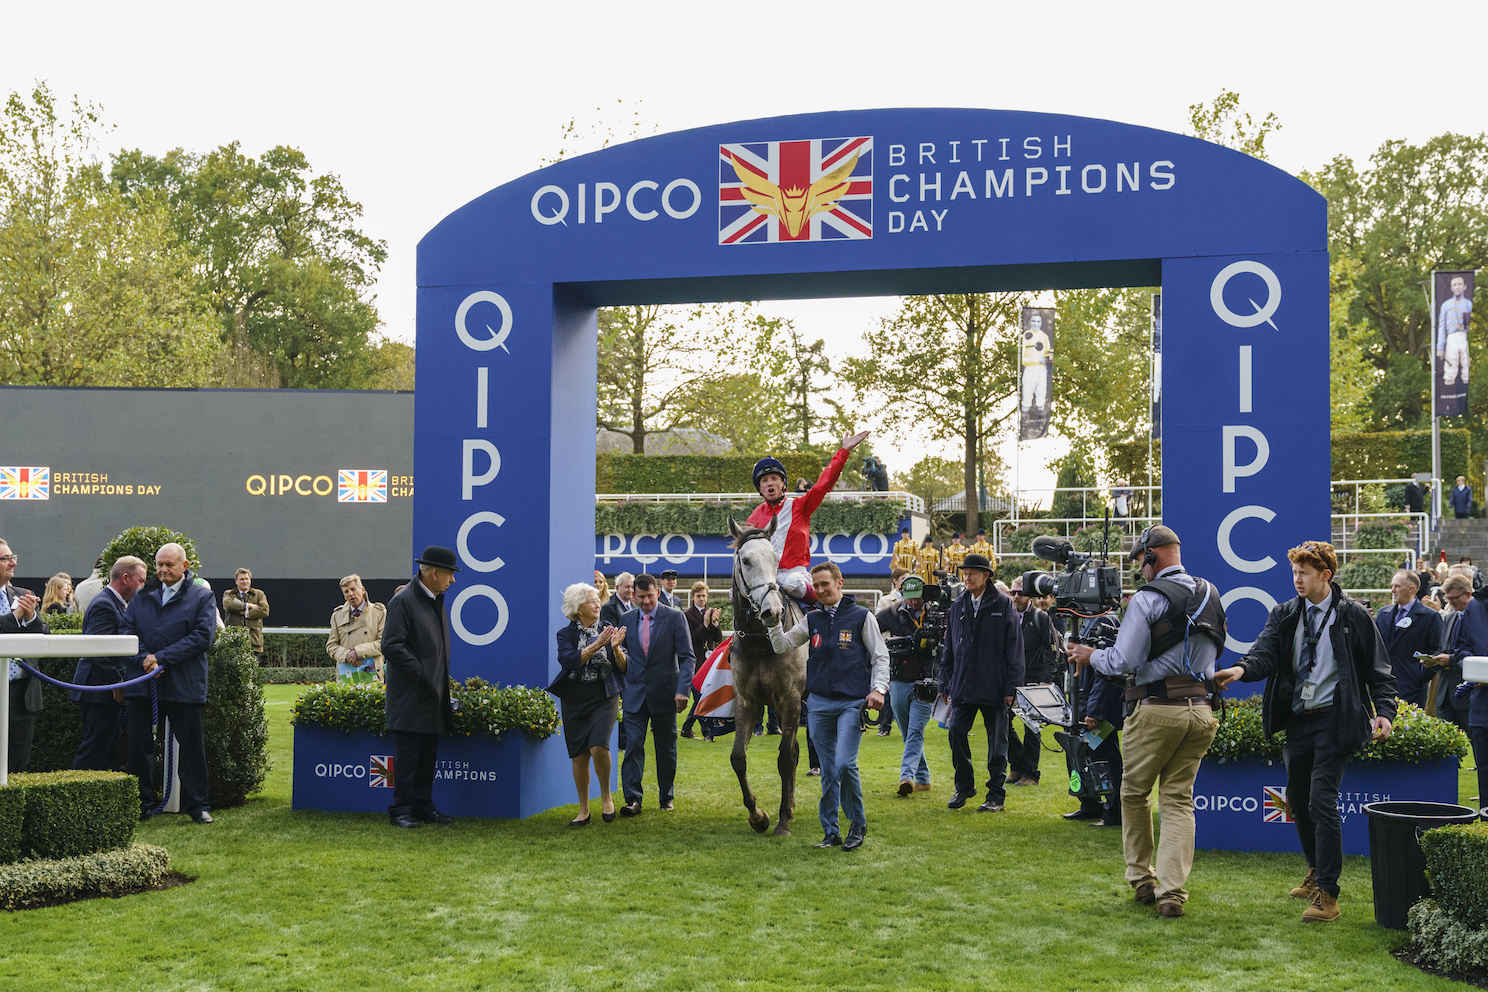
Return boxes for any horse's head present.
[728,517,784,626]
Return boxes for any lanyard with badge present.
[1298,597,1337,702]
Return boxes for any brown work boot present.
[1155,899,1185,918]
[1302,889,1341,922]
[912,782,931,792]
[1289,868,1318,900]
[897,779,913,797]
[1133,880,1157,905]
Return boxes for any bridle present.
[733,538,782,633]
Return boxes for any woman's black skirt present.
[561,687,620,758]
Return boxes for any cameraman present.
[938,554,1024,813]
[1006,576,1057,787]
[877,576,936,796]
[1066,525,1224,919]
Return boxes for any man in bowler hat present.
[382,545,460,828]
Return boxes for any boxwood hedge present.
[0,842,171,911]
[2,771,137,862]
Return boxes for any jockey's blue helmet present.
[752,457,787,490]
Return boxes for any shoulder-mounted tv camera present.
[1022,533,1123,620]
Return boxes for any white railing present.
[993,516,1159,556]
[596,489,925,514]
[1009,485,1160,519]
[1332,511,1431,560]
[1332,478,1416,516]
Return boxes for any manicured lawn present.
[0,685,1476,991]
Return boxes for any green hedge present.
[1004,525,1057,553]
[595,498,905,538]
[292,677,560,740]
[0,842,171,912]
[205,627,271,807]
[1336,557,1398,590]
[1208,697,1469,764]
[1354,518,1410,549]
[597,452,826,494]
[261,632,331,668]
[0,786,21,864]
[2,771,137,863]
[1423,820,1488,930]
[27,627,271,810]
[259,666,336,684]
[1332,429,1472,484]
[1408,899,1488,976]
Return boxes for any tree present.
[0,84,222,387]
[1187,89,1281,160]
[596,303,745,453]
[843,293,1025,535]
[1306,134,1488,430]
[110,142,388,388]
[756,316,844,448]
[1047,287,1156,466]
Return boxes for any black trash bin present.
[1363,801,1480,930]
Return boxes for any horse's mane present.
[729,527,771,551]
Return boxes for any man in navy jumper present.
[768,562,888,851]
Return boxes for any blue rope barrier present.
[15,659,163,693]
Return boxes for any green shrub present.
[1004,525,1057,554]
[261,632,332,668]
[4,771,137,862]
[1353,518,1410,550]
[593,498,905,538]
[206,626,270,807]
[258,666,336,684]
[1209,697,1469,764]
[0,842,171,911]
[292,678,560,740]
[1336,556,1398,590]
[0,786,22,864]
[38,611,82,633]
[596,452,825,494]
[1071,525,1121,554]
[96,525,202,580]
[1408,899,1488,976]
[1423,820,1488,929]
[996,556,1040,585]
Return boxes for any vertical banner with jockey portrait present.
[1434,270,1475,418]
[1151,293,1163,439]
[1019,307,1055,441]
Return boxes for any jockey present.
[748,430,870,601]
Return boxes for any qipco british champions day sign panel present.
[417,109,1327,688]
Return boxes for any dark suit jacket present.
[1018,605,1057,684]
[120,573,216,704]
[684,605,723,670]
[1374,598,1444,699]
[599,593,633,630]
[1,583,47,713]
[382,581,454,735]
[618,604,695,715]
[74,587,129,704]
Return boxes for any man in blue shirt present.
[1068,526,1224,919]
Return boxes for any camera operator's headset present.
[1135,526,1160,571]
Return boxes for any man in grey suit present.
[0,538,46,773]
[618,573,695,815]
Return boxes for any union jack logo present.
[719,137,873,245]
[1263,786,1291,823]
[369,755,394,788]
[0,467,49,500]
[338,470,387,503]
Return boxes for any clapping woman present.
[550,582,627,826]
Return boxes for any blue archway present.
[415,109,1327,812]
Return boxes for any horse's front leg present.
[773,695,802,836]
[730,697,769,833]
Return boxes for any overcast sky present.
[7,0,1483,495]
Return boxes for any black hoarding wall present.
[1,385,414,627]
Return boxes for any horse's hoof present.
[772,823,792,837]
[749,810,770,833]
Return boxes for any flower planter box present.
[292,723,613,819]
[1192,756,1460,855]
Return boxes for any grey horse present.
[726,517,807,835]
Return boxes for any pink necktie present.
[642,613,652,654]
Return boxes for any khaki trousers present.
[1119,701,1218,904]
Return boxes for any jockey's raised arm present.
[747,430,870,601]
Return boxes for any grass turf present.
[0,685,1476,991]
